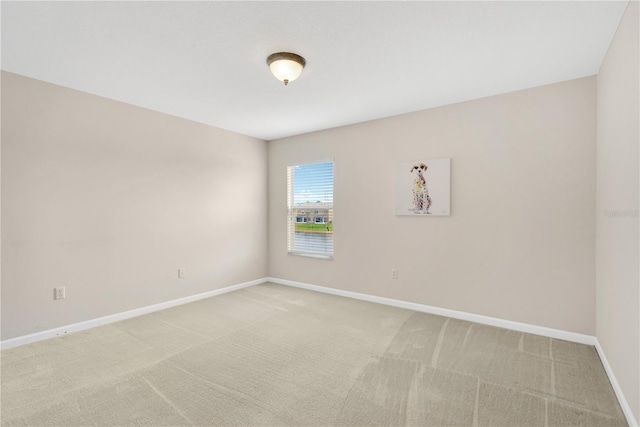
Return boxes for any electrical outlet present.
[391,269,398,279]
[54,287,66,300]
[178,268,185,279]
[256,256,260,265]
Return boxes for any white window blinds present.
[287,161,334,258]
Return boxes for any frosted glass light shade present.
[267,52,306,85]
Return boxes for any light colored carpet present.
[1,283,627,426]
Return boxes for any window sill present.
[287,251,333,260]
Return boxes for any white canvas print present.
[396,158,451,216]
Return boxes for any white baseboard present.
[595,340,639,427]
[0,278,267,350]
[267,277,596,345]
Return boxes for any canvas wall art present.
[395,158,451,216]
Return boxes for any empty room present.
[1,1,638,426]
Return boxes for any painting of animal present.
[395,158,451,216]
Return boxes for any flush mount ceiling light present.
[266,52,306,86]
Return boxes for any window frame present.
[287,160,334,260]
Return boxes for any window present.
[287,161,334,258]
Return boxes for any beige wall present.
[1,72,268,340]
[269,77,596,335]
[596,1,640,421]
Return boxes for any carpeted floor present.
[1,283,627,426]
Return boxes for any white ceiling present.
[2,1,629,141]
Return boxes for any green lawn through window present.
[295,223,333,233]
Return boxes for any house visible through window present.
[287,161,334,258]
